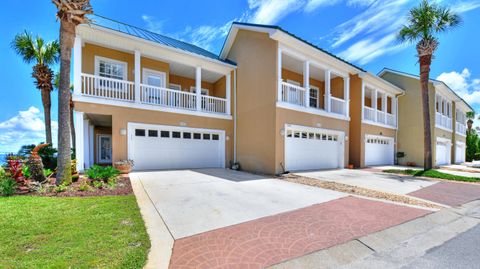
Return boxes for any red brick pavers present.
[169,196,430,269]
[408,181,480,206]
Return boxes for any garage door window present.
[193,133,201,139]
[183,132,191,139]
[148,130,158,137]
[161,131,170,138]
[367,138,390,145]
[203,134,211,140]
[212,134,219,140]
[135,129,146,136]
[172,131,181,138]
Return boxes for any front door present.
[97,134,112,164]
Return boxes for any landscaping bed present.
[383,169,480,183]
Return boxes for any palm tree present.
[52,0,92,184]
[54,73,76,150]
[11,32,59,144]
[398,0,461,170]
[466,111,475,132]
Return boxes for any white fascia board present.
[220,24,278,59]
[78,25,236,74]
[360,72,404,95]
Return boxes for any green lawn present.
[383,169,480,183]
[0,195,150,269]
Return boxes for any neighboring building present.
[379,69,473,167]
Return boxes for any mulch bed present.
[279,174,441,209]
[27,175,133,197]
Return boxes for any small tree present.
[466,128,479,162]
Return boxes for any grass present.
[383,169,480,183]
[0,195,150,269]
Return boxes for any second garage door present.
[284,125,344,171]
[128,123,225,171]
[435,137,451,166]
[365,135,394,166]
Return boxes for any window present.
[172,131,181,138]
[183,132,192,139]
[169,83,182,91]
[203,133,211,140]
[95,57,126,80]
[309,87,319,108]
[190,87,209,95]
[160,131,170,138]
[212,134,220,140]
[193,133,201,139]
[135,129,145,137]
[143,68,166,88]
[148,130,158,137]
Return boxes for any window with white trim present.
[96,57,126,81]
[309,86,319,108]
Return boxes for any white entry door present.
[284,125,344,171]
[436,137,452,166]
[128,123,225,170]
[455,141,466,164]
[365,135,394,166]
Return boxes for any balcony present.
[362,86,397,128]
[363,107,396,127]
[456,122,466,136]
[436,112,452,130]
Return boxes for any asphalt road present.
[403,224,480,269]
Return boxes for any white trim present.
[196,66,202,111]
[127,122,226,168]
[168,83,182,91]
[286,79,301,86]
[74,111,85,172]
[134,50,141,103]
[277,101,350,121]
[89,124,94,167]
[97,134,112,164]
[277,47,283,102]
[73,94,233,120]
[309,86,320,109]
[94,55,128,81]
[226,73,231,115]
[435,125,453,133]
[362,120,398,130]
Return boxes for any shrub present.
[7,159,25,184]
[0,176,17,196]
[55,183,68,193]
[44,169,54,177]
[78,180,90,192]
[85,165,120,183]
[22,165,31,179]
[17,144,58,170]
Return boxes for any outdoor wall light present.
[345,136,349,142]
[226,136,230,141]
[316,123,322,128]
[179,121,187,126]
[280,129,285,136]
[120,128,127,136]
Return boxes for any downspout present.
[233,68,237,163]
[395,91,406,164]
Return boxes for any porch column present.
[83,119,90,169]
[303,61,310,107]
[344,76,350,117]
[361,80,365,120]
[196,66,202,111]
[73,36,82,95]
[382,93,387,124]
[226,73,231,115]
[74,111,85,173]
[89,124,94,167]
[325,70,331,112]
[277,48,283,102]
[373,89,378,122]
[393,97,398,126]
[134,50,141,103]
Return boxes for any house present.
[379,69,473,166]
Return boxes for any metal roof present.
[89,14,236,66]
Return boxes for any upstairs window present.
[95,56,127,81]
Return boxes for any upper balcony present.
[435,94,453,131]
[455,109,467,136]
[73,23,234,120]
[276,49,350,120]
[362,84,397,128]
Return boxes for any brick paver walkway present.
[408,181,480,206]
[169,196,430,269]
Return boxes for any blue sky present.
[1,0,480,152]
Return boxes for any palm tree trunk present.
[419,54,433,170]
[40,88,52,144]
[56,19,75,185]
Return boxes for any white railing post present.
[361,80,365,121]
[304,61,310,108]
[383,93,387,124]
[277,48,283,102]
[325,70,331,112]
[344,76,350,116]
[226,73,231,115]
[134,50,141,103]
[74,111,84,173]
[373,89,378,122]
[73,36,82,95]
[393,97,398,126]
[196,66,202,111]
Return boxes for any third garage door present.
[284,125,344,171]
[365,135,394,166]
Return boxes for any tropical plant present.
[398,0,461,170]
[466,128,479,162]
[17,144,58,170]
[6,158,25,184]
[466,111,475,131]
[0,176,17,196]
[11,31,59,144]
[26,144,49,182]
[44,169,54,177]
[85,165,120,183]
[52,0,93,185]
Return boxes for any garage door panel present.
[129,124,225,170]
[365,135,394,166]
[435,137,451,166]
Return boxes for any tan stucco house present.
[380,69,473,167]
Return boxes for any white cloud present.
[305,0,341,13]
[346,0,376,7]
[245,0,304,24]
[451,1,480,13]
[0,107,58,153]
[436,68,480,107]
[176,22,232,51]
[141,14,165,33]
[338,33,406,64]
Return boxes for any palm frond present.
[11,31,37,64]
[43,40,60,66]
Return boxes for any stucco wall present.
[348,74,362,168]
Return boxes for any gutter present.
[233,68,237,163]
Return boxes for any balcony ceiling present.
[169,61,224,83]
[282,53,340,82]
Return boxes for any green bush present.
[0,176,17,196]
[85,165,120,183]
[78,181,90,192]
[55,183,68,193]
[22,165,31,179]
[43,169,53,178]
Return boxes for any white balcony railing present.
[386,113,395,126]
[140,84,197,110]
[364,107,375,122]
[377,111,385,124]
[330,96,346,115]
[81,73,134,101]
[436,112,452,130]
[281,82,306,106]
[201,95,227,114]
[363,106,396,127]
[456,122,466,135]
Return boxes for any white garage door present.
[455,141,466,164]
[284,125,344,171]
[436,137,451,166]
[128,123,225,170]
[365,135,394,166]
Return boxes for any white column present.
[89,124,94,167]
[304,61,310,107]
[83,119,90,169]
[74,111,85,173]
[373,89,378,122]
[344,76,350,117]
[134,50,141,103]
[196,66,202,111]
[226,73,231,115]
[277,48,283,102]
[393,97,398,126]
[73,36,82,95]
[382,93,387,124]
[361,80,365,120]
[325,70,331,112]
